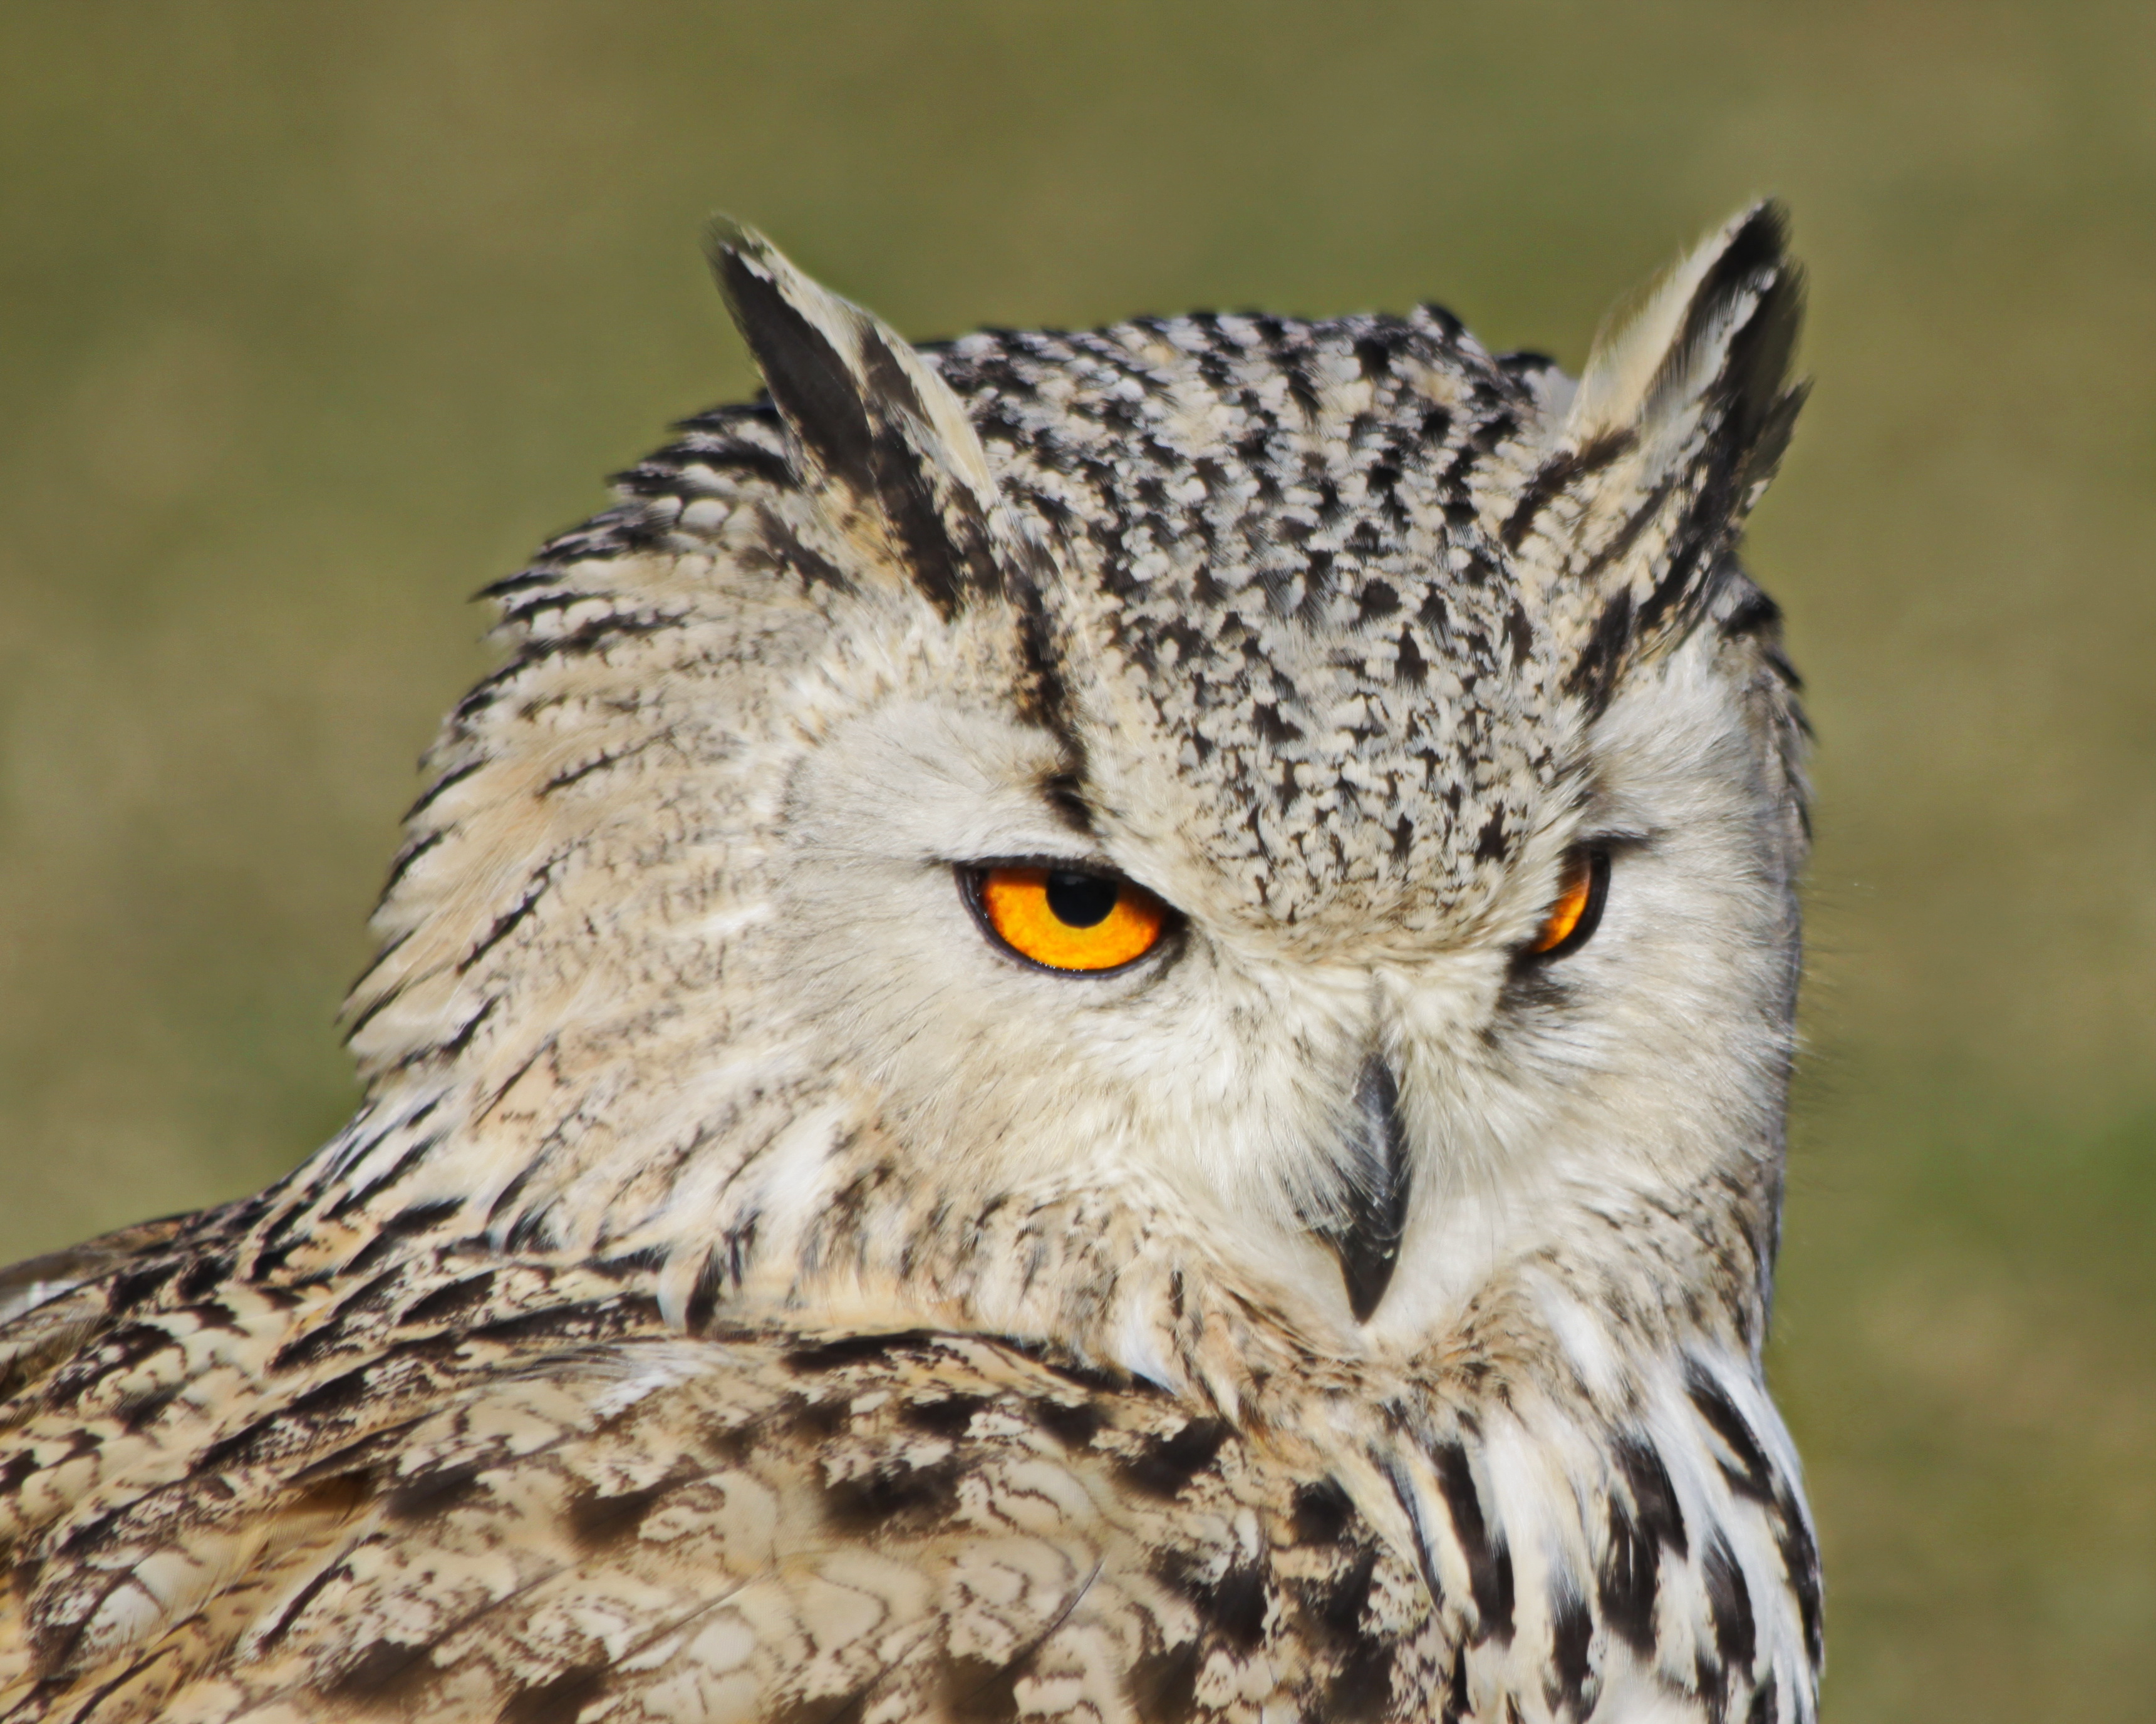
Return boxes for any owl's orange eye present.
[1527,847,1610,959]
[968,865,1169,973]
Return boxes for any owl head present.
[329,207,1807,1382]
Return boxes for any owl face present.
[705,214,1809,1351]
[770,554,1801,1351]
[344,211,1806,1368]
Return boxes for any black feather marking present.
[1153,1548,1269,1651]
[375,828,447,902]
[1377,1452,1446,1608]
[1116,1417,1228,1498]
[783,1329,934,1373]
[103,1261,180,1316]
[1701,209,1805,455]
[190,1363,378,1474]
[324,1145,445,1221]
[1010,555,1092,785]
[1500,431,1633,549]
[747,503,853,594]
[1686,1363,1775,1502]
[1563,206,1807,703]
[684,1246,729,1333]
[1430,1440,1514,1644]
[567,1479,671,1549]
[1775,1496,1825,1666]
[415,993,499,1066]
[255,1552,360,1652]
[1599,1493,1659,1655]
[1566,587,1634,713]
[500,1665,613,1724]
[381,1458,488,1521]
[1394,626,1428,684]
[1703,1530,1757,1670]
[1029,1396,1102,1449]
[1292,1477,1356,1546]
[1662,204,1798,437]
[820,1453,964,1536]
[1718,584,1785,645]
[1307,1547,1394,1723]
[398,1272,497,1327]
[899,1393,987,1437]
[1549,1578,1594,1718]
[174,1250,236,1303]
[462,1296,658,1346]
[1126,1639,1201,1724]
[1613,1433,1688,1557]
[328,1639,440,1706]
[713,244,878,502]
[400,755,485,822]
[712,232,1002,620]
[457,862,557,974]
[859,323,1002,612]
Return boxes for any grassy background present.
[2,4,2150,1716]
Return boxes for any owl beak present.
[1320,1055,1412,1323]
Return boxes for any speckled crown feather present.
[699,205,1804,932]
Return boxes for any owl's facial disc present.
[944,841,1614,1319]
[772,603,1801,1345]
[772,678,1647,1330]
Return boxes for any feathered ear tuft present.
[1522,202,1807,710]
[1568,202,1803,468]
[705,219,1012,617]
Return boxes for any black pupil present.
[1044,871,1118,928]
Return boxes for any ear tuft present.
[707,220,882,500]
[1518,203,1808,706]
[1567,202,1803,465]
[704,220,1010,616]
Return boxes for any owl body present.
[0,209,1819,1722]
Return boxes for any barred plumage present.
[1,205,1818,1722]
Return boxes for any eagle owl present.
[0,205,1818,1723]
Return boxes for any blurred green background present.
[1,3,2150,1716]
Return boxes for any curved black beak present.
[1322,1056,1412,1322]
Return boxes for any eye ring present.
[961,863,1176,976]
[1525,846,1610,961]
